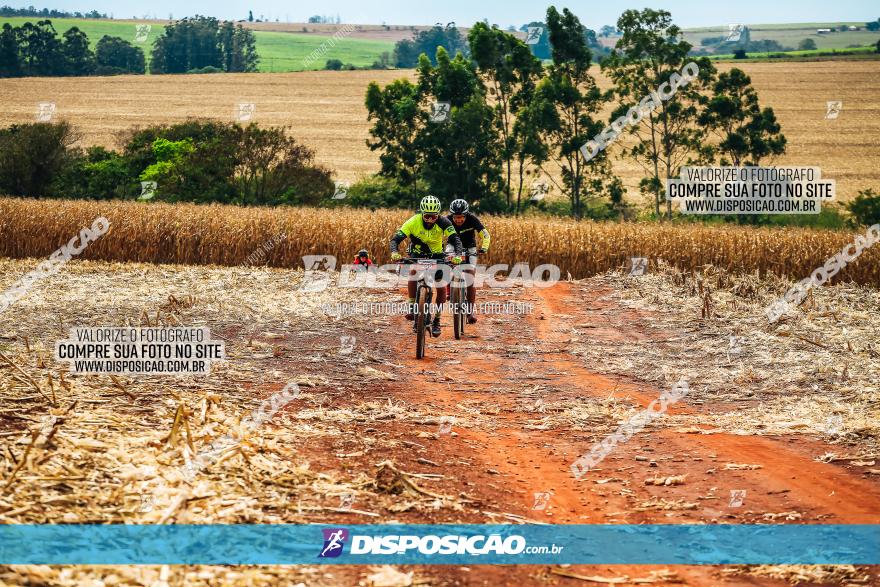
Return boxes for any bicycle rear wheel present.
[452,278,465,340]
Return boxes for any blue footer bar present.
[1,524,877,565]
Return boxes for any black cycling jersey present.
[444,212,485,249]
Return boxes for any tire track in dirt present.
[534,282,880,524]
[377,289,729,585]
[378,281,879,585]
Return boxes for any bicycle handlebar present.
[395,256,458,265]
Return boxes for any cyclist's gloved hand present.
[391,251,402,261]
[452,256,463,265]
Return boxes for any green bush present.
[122,121,240,203]
[329,175,425,210]
[123,121,333,205]
[55,146,133,200]
[846,189,880,227]
[233,124,334,206]
[521,197,571,218]
[0,121,79,197]
[0,120,334,205]
[325,59,343,70]
[798,38,818,51]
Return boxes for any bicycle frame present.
[397,257,455,358]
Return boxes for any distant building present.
[817,28,832,34]
[847,26,861,31]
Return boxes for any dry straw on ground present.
[0,258,455,585]
[1,197,878,285]
[568,262,880,449]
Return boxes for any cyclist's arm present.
[479,229,490,250]
[390,217,416,253]
[473,216,490,251]
[390,229,407,253]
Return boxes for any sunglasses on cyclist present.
[422,213,439,220]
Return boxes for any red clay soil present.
[279,281,879,586]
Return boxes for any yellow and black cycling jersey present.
[444,211,490,251]
[390,214,463,257]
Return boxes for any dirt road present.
[298,278,880,585]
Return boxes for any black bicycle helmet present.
[450,199,469,214]
[358,249,368,257]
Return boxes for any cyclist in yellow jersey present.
[390,196,463,337]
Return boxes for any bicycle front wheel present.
[415,285,428,359]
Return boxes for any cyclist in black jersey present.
[445,199,491,324]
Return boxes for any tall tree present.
[150,16,220,73]
[60,27,94,75]
[150,16,257,74]
[230,24,258,72]
[533,6,615,219]
[468,22,543,209]
[522,21,551,60]
[0,23,20,77]
[95,35,145,74]
[511,93,550,213]
[365,78,424,207]
[699,68,786,167]
[17,20,62,76]
[415,47,503,209]
[602,9,716,218]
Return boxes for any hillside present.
[0,17,395,71]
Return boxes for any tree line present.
[0,15,258,77]
[0,5,107,18]
[365,6,788,220]
[150,16,258,74]
[0,20,143,76]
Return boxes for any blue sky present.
[33,0,880,28]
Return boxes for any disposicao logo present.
[319,528,349,558]
[318,529,554,558]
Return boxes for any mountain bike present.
[397,256,455,359]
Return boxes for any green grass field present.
[711,45,878,61]
[0,17,394,72]
[254,30,392,72]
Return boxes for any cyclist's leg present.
[431,260,449,335]
[405,267,417,320]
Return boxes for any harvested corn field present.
[1,197,878,285]
[0,61,878,197]
[0,255,878,584]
